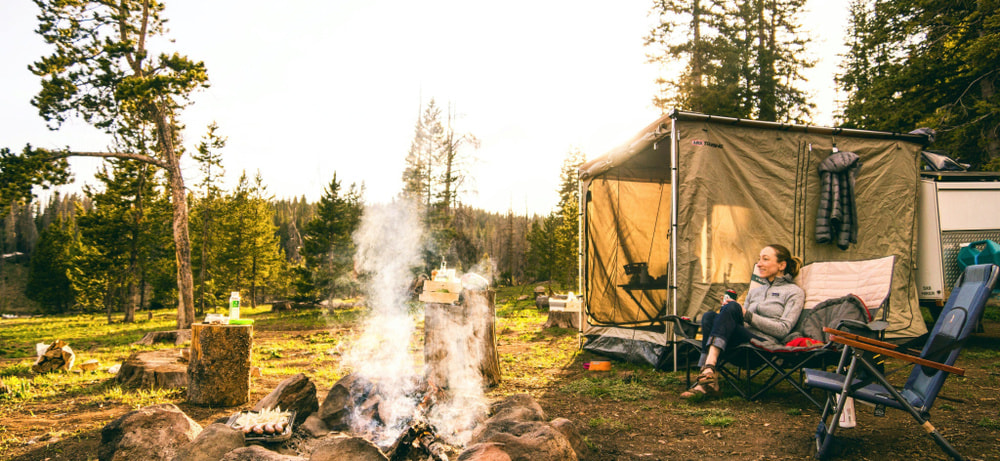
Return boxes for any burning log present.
[387,421,451,461]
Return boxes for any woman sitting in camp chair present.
[681,244,805,399]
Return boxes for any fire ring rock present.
[172,423,244,461]
[252,372,318,425]
[310,435,388,461]
[219,445,307,461]
[98,403,202,461]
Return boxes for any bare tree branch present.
[44,150,168,169]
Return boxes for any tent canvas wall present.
[579,110,929,367]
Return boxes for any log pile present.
[32,340,75,373]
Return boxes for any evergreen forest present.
[2,0,998,325]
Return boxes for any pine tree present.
[297,174,364,301]
[401,99,445,209]
[23,0,210,328]
[190,123,227,314]
[25,218,78,312]
[837,0,1000,168]
[72,159,173,322]
[647,0,813,122]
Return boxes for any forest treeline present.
[2,1,998,324]
[0,153,581,319]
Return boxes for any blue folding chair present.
[802,263,999,460]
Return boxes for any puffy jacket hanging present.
[816,150,860,249]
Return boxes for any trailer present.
[916,154,1000,309]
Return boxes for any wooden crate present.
[419,280,462,304]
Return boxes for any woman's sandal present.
[680,365,720,399]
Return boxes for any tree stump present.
[133,329,191,346]
[116,349,188,389]
[187,324,253,407]
[424,289,501,389]
[543,311,580,329]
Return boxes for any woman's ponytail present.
[767,244,800,278]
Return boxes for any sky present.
[1,1,848,216]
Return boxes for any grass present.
[977,417,1000,430]
[703,415,735,427]
[587,416,631,432]
[559,376,653,401]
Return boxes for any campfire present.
[330,373,458,460]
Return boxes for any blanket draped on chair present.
[750,295,870,352]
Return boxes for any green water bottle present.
[228,291,240,320]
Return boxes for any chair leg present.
[815,357,860,459]
[852,357,965,461]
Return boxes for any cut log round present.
[187,324,253,407]
[116,349,188,389]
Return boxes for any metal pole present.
[670,114,680,371]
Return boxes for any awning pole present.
[670,114,680,372]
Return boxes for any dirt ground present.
[4,311,999,461]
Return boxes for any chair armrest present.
[823,327,896,349]
[836,319,887,334]
[662,315,699,339]
[828,333,965,376]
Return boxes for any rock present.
[299,414,330,437]
[516,295,529,301]
[251,373,318,424]
[464,394,579,461]
[134,329,192,346]
[490,394,547,422]
[79,359,100,372]
[172,423,244,461]
[317,374,371,431]
[550,418,591,460]
[116,349,188,389]
[271,301,292,311]
[457,442,514,461]
[311,435,388,461]
[32,340,75,373]
[483,422,578,461]
[99,403,202,461]
[220,445,307,461]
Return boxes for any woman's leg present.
[698,311,718,367]
[682,303,743,398]
[703,301,748,363]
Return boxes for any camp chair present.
[668,256,895,408]
[803,263,998,460]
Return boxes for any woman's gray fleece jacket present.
[743,274,805,342]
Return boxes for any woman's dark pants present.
[698,301,753,367]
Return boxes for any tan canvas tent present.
[579,110,930,367]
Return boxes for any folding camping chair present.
[803,263,999,460]
[668,256,895,408]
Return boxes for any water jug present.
[957,240,1000,270]
[229,292,240,320]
